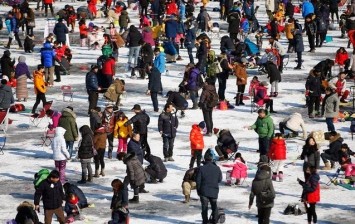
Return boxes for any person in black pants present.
[199,78,217,136]
[305,69,322,118]
[218,53,232,101]
[146,64,162,112]
[305,15,317,53]
[85,65,101,115]
[32,65,47,114]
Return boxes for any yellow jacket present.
[33,70,46,94]
[284,23,294,40]
[114,118,132,139]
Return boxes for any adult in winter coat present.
[321,131,343,170]
[125,104,151,154]
[139,42,154,77]
[63,183,89,208]
[314,59,334,80]
[15,56,31,101]
[293,28,304,69]
[93,127,107,177]
[196,39,208,73]
[101,56,116,88]
[158,103,179,161]
[321,87,339,132]
[153,48,166,74]
[247,109,274,155]
[269,37,286,73]
[199,78,217,136]
[31,65,46,114]
[190,122,205,168]
[227,11,241,42]
[0,79,14,109]
[305,14,317,53]
[196,7,210,32]
[5,12,23,49]
[15,201,40,224]
[279,112,307,138]
[220,36,235,54]
[213,128,237,159]
[165,16,178,40]
[196,149,222,224]
[302,0,314,18]
[265,61,281,97]
[58,106,79,158]
[305,69,322,118]
[234,58,248,105]
[297,166,320,224]
[315,14,328,48]
[285,0,294,18]
[300,137,320,178]
[104,78,125,106]
[0,50,15,79]
[127,133,144,164]
[147,65,162,112]
[142,26,155,47]
[123,153,146,203]
[182,167,198,203]
[53,18,69,45]
[248,167,275,224]
[119,10,130,32]
[144,153,167,183]
[43,0,55,17]
[34,170,66,224]
[51,127,70,183]
[126,25,143,69]
[218,53,233,101]
[78,125,94,184]
[40,42,56,86]
[139,0,149,16]
[110,179,129,224]
[86,65,101,114]
[101,105,116,158]
[185,66,200,109]
[184,22,196,64]
[285,18,295,53]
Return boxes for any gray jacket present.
[322,93,339,118]
[0,84,14,109]
[249,169,275,208]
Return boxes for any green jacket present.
[250,112,274,138]
[58,108,78,141]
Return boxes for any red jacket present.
[335,52,349,66]
[79,24,88,37]
[307,183,320,203]
[268,138,286,160]
[55,46,66,61]
[43,0,53,4]
[254,86,269,106]
[101,58,115,76]
[190,124,204,150]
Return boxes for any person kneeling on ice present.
[63,183,89,209]
[222,152,247,186]
[144,154,167,183]
[65,193,83,223]
[268,133,287,182]
[182,167,199,203]
[328,72,351,103]
[279,112,307,139]
[253,81,277,113]
[213,128,238,160]
[166,90,188,118]
[108,179,129,224]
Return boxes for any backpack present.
[258,180,275,206]
[209,207,226,223]
[206,50,221,78]
[33,169,50,188]
[350,119,355,132]
[207,90,219,108]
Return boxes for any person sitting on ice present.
[213,128,238,160]
[63,182,90,209]
[338,143,355,179]
[328,72,350,103]
[222,152,247,186]
[64,193,83,223]
[279,112,307,139]
[254,81,277,113]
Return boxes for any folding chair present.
[41,128,56,147]
[326,167,344,186]
[250,90,265,113]
[30,101,53,127]
[61,85,73,102]
[0,108,10,134]
[227,142,240,161]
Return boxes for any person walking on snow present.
[51,127,70,184]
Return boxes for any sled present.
[339,183,355,190]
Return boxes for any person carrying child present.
[108,178,129,224]
[189,121,205,168]
[222,152,247,186]
[268,133,287,182]
[65,193,83,223]
[51,127,70,184]
[114,111,132,155]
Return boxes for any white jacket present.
[282,113,307,138]
[51,127,70,161]
[272,41,286,56]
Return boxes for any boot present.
[273,92,278,97]
[272,172,277,181]
[183,195,190,203]
[77,175,87,184]
[93,169,99,177]
[168,157,175,161]
[322,162,332,170]
[129,195,139,203]
[100,169,105,176]
[269,92,274,97]
[180,111,185,118]
[278,171,283,182]
[235,93,241,106]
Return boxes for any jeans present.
[202,109,213,134]
[162,136,175,158]
[7,32,23,48]
[150,92,159,111]
[32,92,46,114]
[218,77,227,100]
[140,133,151,155]
[321,152,335,164]
[325,117,335,132]
[80,158,93,178]
[189,90,198,107]
[200,196,218,224]
[257,207,272,224]
[316,33,326,47]
[189,150,202,168]
[308,96,320,115]
[94,149,105,170]
[307,203,317,223]
[259,137,270,156]
[187,46,194,64]
[55,160,67,183]
[66,141,74,158]
[87,90,98,114]
[128,46,141,67]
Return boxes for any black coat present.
[125,111,150,134]
[0,53,15,79]
[266,61,281,83]
[15,205,40,224]
[126,25,143,47]
[140,43,154,64]
[227,12,240,34]
[34,179,65,210]
[305,19,317,36]
[300,144,320,170]
[53,22,69,43]
[285,2,294,17]
[220,36,235,53]
[196,161,222,199]
[63,183,88,208]
[314,59,333,80]
[217,129,237,152]
[158,111,179,138]
[148,67,162,93]
[196,41,208,62]
[324,134,343,161]
[78,125,94,159]
[249,169,275,208]
[305,74,321,96]
[145,154,167,180]
[127,139,144,164]
[167,91,188,110]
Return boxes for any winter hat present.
[213,128,220,135]
[68,195,79,205]
[260,81,269,86]
[18,56,26,63]
[198,121,206,129]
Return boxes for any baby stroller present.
[256,51,278,75]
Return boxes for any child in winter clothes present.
[65,193,82,223]
[114,111,132,154]
[93,127,107,178]
[248,76,260,96]
[51,127,70,183]
[335,47,350,72]
[189,121,205,168]
[268,133,287,182]
[79,19,88,47]
[78,125,94,184]
[222,152,248,185]
[338,143,355,178]
[109,178,129,224]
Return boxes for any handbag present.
[28,21,36,27]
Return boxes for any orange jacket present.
[33,70,46,94]
[190,124,204,150]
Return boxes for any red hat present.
[69,196,78,205]
[213,128,220,135]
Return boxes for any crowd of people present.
[1,0,355,224]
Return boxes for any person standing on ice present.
[146,63,162,112]
[51,127,70,184]
[58,106,79,159]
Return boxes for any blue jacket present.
[40,43,56,68]
[6,17,18,33]
[165,19,178,39]
[196,161,222,199]
[294,30,304,52]
[243,1,254,18]
[154,52,166,73]
[187,68,200,91]
[85,71,99,91]
[163,41,177,56]
[184,26,196,48]
[179,3,186,20]
[302,1,314,18]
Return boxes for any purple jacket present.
[142,28,155,46]
[15,62,31,79]
[49,111,62,129]
[187,68,200,91]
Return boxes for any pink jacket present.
[50,111,62,129]
[344,164,355,177]
[142,28,155,46]
[222,159,248,179]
